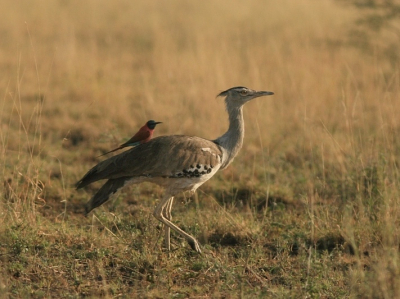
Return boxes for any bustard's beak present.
[254,91,274,98]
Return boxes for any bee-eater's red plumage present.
[99,120,161,157]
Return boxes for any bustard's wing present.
[76,135,223,189]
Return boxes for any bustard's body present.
[76,87,274,253]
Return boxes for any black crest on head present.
[217,86,248,97]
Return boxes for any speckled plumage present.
[77,135,222,191]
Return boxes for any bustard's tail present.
[75,150,134,189]
[75,167,102,189]
[84,177,131,214]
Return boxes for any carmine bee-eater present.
[99,120,162,157]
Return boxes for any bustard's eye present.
[240,90,248,96]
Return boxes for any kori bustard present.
[76,87,274,253]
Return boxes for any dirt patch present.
[308,233,355,255]
[212,187,300,212]
[264,233,356,257]
[208,230,249,247]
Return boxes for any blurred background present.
[1,1,399,163]
[2,0,399,201]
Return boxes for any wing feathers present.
[76,135,222,188]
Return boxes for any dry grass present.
[1,0,400,297]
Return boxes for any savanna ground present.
[1,0,400,297]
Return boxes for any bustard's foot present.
[187,239,202,253]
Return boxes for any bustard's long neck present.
[214,103,244,169]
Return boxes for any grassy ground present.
[1,0,400,297]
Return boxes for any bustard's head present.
[217,86,274,108]
[146,120,162,130]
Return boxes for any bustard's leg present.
[163,197,174,251]
[154,194,201,253]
